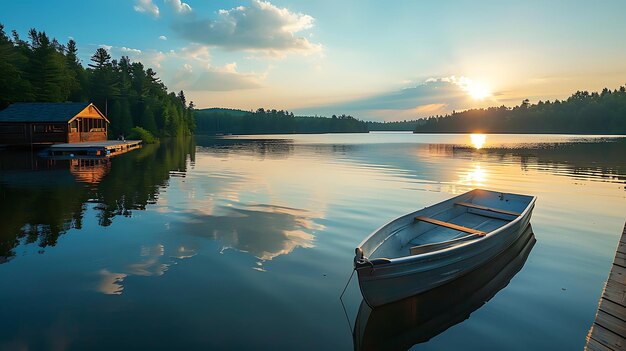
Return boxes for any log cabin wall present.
[0,103,109,146]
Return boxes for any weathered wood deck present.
[585,221,626,351]
[46,140,142,157]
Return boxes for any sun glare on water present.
[470,133,487,149]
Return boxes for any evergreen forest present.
[0,25,194,138]
[194,108,368,134]
[413,87,626,134]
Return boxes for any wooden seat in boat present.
[410,215,487,256]
[414,215,486,235]
[455,202,521,217]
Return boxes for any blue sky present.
[1,0,626,121]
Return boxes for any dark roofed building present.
[0,102,109,146]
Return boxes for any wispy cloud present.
[159,35,167,41]
[177,44,211,63]
[172,0,321,56]
[427,76,491,99]
[297,77,495,121]
[133,0,159,18]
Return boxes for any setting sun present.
[468,82,492,100]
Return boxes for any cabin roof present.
[0,102,92,123]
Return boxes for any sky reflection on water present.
[0,133,625,350]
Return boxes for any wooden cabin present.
[0,102,109,146]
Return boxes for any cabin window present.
[0,125,23,134]
[70,120,78,133]
[88,118,106,132]
[33,124,64,133]
[79,119,88,132]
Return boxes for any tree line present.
[366,120,421,131]
[195,108,368,134]
[0,25,194,138]
[414,86,626,134]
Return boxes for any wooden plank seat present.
[410,215,486,256]
[414,215,486,236]
[455,202,522,217]
[409,234,479,255]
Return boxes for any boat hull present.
[356,191,535,307]
[353,225,536,350]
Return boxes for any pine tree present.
[65,39,85,101]
[27,29,70,101]
[177,90,186,107]
[88,47,118,112]
[0,24,32,107]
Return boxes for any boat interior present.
[363,190,534,260]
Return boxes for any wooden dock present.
[46,140,142,157]
[585,221,626,351]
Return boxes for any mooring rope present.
[339,268,357,334]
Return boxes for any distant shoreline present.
[194,131,626,137]
[412,131,626,136]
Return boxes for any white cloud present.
[172,0,321,55]
[178,44,211,63]
[134,0,160,18]
[120,47,142,55]
[143,50,168,68]
[159,35,168,40]
[166,0,192,14]
[218,62,238,74]
[99,44,113,52]
[171,62,262,92]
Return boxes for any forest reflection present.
[0,138,195,263]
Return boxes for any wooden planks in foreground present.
[585,221,626,351]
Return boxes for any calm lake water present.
[1,133,625,350]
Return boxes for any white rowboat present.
[353,225,536,350]
[354,189,536,307]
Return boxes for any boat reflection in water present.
[353,224,536,351]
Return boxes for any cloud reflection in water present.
[96,244,197,295]
[97,269,127,295]
[179,204,321,266]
